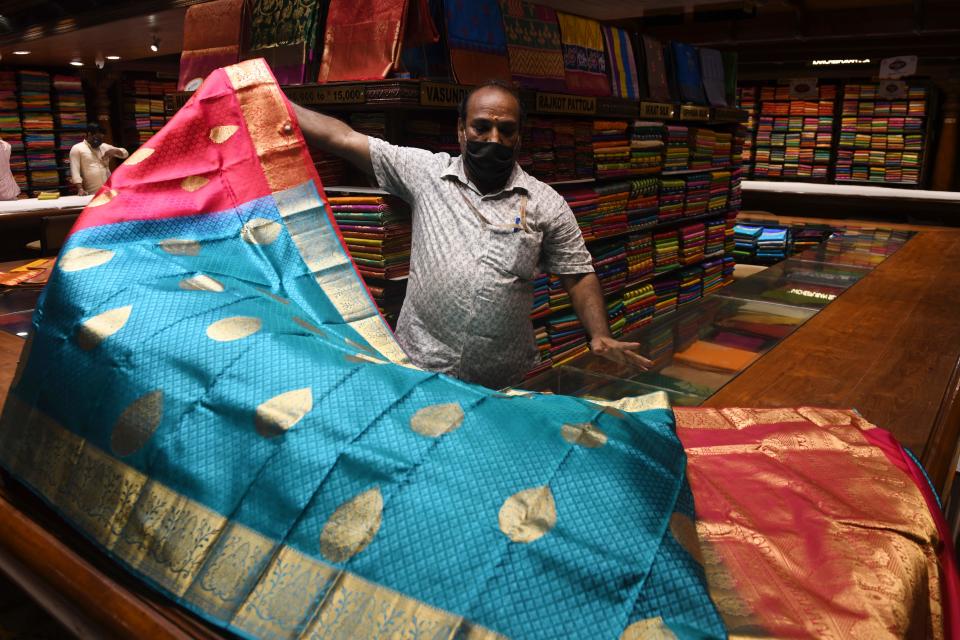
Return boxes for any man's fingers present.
[624,351,653,369]
[618,341,641,349]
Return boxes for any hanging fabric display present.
[177,0,246,91]
[498,0,567,91]
[602,25,640,100]
[555,12,611,97]
[442,0,512,86]
[250,0,326,85]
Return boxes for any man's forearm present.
[290,103,373,175]
[560,272,611,341]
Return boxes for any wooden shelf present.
[166,79,748,124]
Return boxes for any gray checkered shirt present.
[368,136,594,388]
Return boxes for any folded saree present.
[0,59,724,640]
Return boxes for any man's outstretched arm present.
[290,102,373,176]
[560,272,653,371]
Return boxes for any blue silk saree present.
[0,60,725,639]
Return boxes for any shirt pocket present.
[482,228,543,281]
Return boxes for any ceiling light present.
[70,60,83,66]
[12,50,30,55]
[106,55,120,60]
[150,35,160,53]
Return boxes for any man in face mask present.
[69,122,129,196]
[292,81,650,389]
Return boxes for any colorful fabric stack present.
[682,173,710,217]
[529,118,556,181]
[756,227,790,261]
[705,219,726,257]
[653,274,680,317]
[0,72,26,191]
[677,266,703,307]
[311,148,346,185]
[708,170,730,213]
[52,75,86,152]
[728,165,743,213]
[555,12,611,96]
[573,121,594,178]
[653,229,679,275]
[658,178,684,222]
[404,116,459,154]
[547,274,571,312]
[593,120,631,178]
[701,257,724,296]
[363,279,408,327]
[19,71,58,193]
[713,131,732,166]
[531,273,551,320]
[625,231,654,284]
[558,187,597,239]
[630,121,664,175]
[724,210,737,253]
[123,79,175,146]
[607,298,626,338]
[836,83,929,185]
[664,125,689,171]
[625,177,659,230]
[444,0,511,85]
[737,86,757,173]
[590,182,630,240]
[602,25,639,99]
[680,223,706,265]
[546,312,588,366]
[328,195,412,280]
[689,128,715,171]
[178,0,244,90]
[553,119,577,181]
[591,240,628,296]
[722,255,736,284]
[527,322,552,378]
[499,0,566,91]
[733,223,762,260]
[622,282,655,334]
[753,84,836,179]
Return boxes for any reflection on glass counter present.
[716,259,871,309]
[520,296,816,406]
[0,287,42,317]
[0,311,33,337]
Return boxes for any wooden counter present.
[706,225,960,496]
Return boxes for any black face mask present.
[463,140,516,194]
[89,135,103,148]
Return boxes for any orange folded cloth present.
[673,340,759,373]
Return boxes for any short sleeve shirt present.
[368,136,593,388]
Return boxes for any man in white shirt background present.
[69,122,128,196]
[0,136,20,200]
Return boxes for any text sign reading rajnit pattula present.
[534,92,597,116]
[286,84,367,106]
[420,82,470,108]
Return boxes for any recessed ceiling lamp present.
[106,55,120,60]
[150,35,160,52]
[70,60,83,66]
[12,50,30,55]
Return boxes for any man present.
[0,135,19,200]
[69,123,129,196]
[292,81,650,388]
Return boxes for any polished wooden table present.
[0,223,958,636]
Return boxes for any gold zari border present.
[0,396,503,639]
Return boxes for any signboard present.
[878,80,908,100]
[287,84,366,106]
[679,105,710,121]
[789,77,819,99]
[639,101,675,119]
[534,92,597,116]
[879,56,918,80]
[420,82,470,108]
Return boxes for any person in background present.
[0,135,20,200]
[291,81,652,389]
[69,122,129,196]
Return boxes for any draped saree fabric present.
[0,59,725,639]
[555,12,611,97]
[443,0,512,85]
[249,0,326,85]
[177,0,245,91]
[602,25,640,100]
[676,407,959,639]
[318,0,439,82]
[498,0,567,91]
